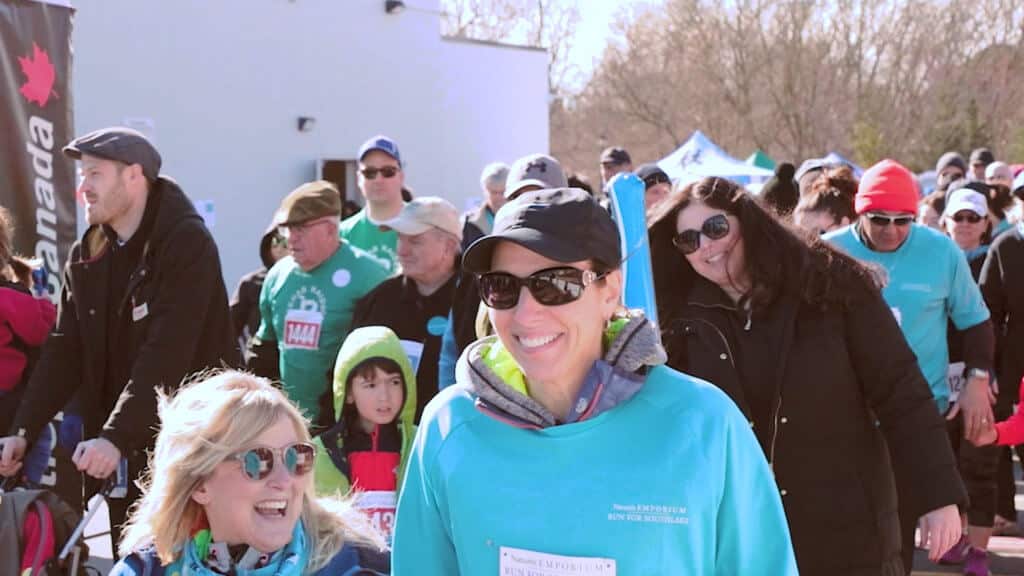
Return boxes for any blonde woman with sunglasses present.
[110,371,386,575]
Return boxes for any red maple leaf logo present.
[18,43,57,107]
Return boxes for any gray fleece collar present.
[458,311,666,429]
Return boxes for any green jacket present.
[313,326,417,496]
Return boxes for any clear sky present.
[564,0,662,93]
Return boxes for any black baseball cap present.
[635,164,669,188]
[63,127,162,180]
[463,187,622,274]
[600,146,631,166]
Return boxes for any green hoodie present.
[312,326,417,497]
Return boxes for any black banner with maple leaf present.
[0,0,75,301]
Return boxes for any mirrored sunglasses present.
[227,442,315,481]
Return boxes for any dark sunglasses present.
[478,266,608,310]
[866,213,913,227]
[227,442,315,481]
[643,173,670,188]
[360,166,400,180]
[270,234,288,248]
[951,213,983,224]
[672,214,730,255]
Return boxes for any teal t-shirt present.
[825,224,989,411]
[392,365,797,575]
[339,208,399,274]
[256,242,390,420]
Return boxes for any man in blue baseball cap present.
[339,135,406,273]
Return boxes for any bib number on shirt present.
[283,309,324,350]
[355,490,397,539]
[498,547,617,576]
[947,362,966,403]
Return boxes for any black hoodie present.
[12,176,237,453]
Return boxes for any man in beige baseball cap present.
[351,196,464,420]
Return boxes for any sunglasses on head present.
[644,174,670,188]
[227,442,315,481]
[866,213,914,227]
[951,212,984,224]
[360,166,400,180]
[477,266,608,310]
[672,213,731,255]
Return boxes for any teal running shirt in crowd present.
[391,364,797,575]
[339,208,399,274]
[826,223,989,412]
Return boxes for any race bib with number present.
[498,547,617,576]
[356,490,397,539]
[283,309,323,350]
[947,362,966,403]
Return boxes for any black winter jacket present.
[11,177,237,454]
[662,277,965,576]
[980,227,1024,393]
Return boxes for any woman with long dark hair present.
[648,176,966,576]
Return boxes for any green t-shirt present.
[256,242,391,421]
[339,208,399,274]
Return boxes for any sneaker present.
[963,547,989,576]
[938,535,971,565]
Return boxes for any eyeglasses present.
[477,266,608,310]
[643,174,670,188]
[951,213,984,224]
[672,214,731,255]
[227,442,316,481]
[270,234,288,248]
[278,217,333,239]
[360,166,400,180]
[866,213,914,227]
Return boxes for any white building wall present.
[69,0,549,288]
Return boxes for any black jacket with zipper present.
[662,276,965,576]
[11,177,237,454]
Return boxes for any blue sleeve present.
[392,420,459,574]
[715,405,799,575]
[437,311,457,390]
[946,244,990,330]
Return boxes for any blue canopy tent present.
[658,131,774,187]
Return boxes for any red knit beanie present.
[855,159,919,215]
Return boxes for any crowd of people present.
[0,124,1022,575]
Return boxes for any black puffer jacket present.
[662,276,965,576]
[11,177,237,454]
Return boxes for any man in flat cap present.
[247,181,390,427]
[0,126,236,548]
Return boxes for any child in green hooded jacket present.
[313,325,417,541]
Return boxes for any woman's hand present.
[918,504,962,562]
